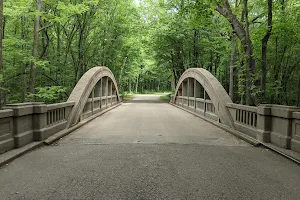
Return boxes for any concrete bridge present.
[0,67,300,199]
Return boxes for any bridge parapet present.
[171,68,234,127]
[0,102,75,154]
[227,103,300,153]
[171,68,300,156]
[67,67,122,127]
[174,96,218,121]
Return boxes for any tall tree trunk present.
[229,37,236,100]
[298,76,300,107]
[118,56,127,91]
[129,80,132,93]
[261,0,273,102]
[243,0,251,105]
[209,51,213,72]
[29,0,43,94]
[193,28,199,68]
[216,0,257,105]
[56,24,61,83]
[135,74,139,93]
[0,0,3,109]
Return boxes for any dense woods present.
[0,0,300,106]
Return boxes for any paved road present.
[0,94,299,200]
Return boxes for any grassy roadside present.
[159,93,172,102]
[123,94,134,102]
[121,92,173,102]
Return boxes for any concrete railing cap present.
[0,109,14,118]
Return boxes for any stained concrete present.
[0,94,299,200]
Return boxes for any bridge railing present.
[227,103,258,138]
[0,96,124,155]
[0,67,124,157]
[171,68,300,159]
[292,112,300,153]
[171,95,300,154]
[0,102,74,154]
[172,95,218,122]
[81,95,119,120]
[0,109,14,154]
[227,104,300,152]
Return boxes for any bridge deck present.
[0,94,299,199]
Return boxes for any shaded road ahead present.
[0,94,300,200]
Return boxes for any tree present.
[216,0,257,105]
[261,0,273,101]
[0,0,3,109]
[29,0,43,94]
[1,0,300,107]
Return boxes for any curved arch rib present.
[66,67,121,128]
[173,68,234,128]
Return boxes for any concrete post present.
[181,83,184,107]
[292,112,300,152]
[91,89,94,115]
[0,109,14,153]
[105,77,108,107]
[187,78,190,107]
[194,79,197,110]
[32,104,48,141]
[256,105,272,143]
[182,81,187,108]
[100,79,103,109]
[5,103,47,147]
[257,104,300,149]
[101,77,107,109]
[109,80,113,106]
[204,90,207,116]
[269,105,300,149]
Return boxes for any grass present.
[120,91,174,102]
[122,94,134,102]
[159,93,172,101]
[121,90,173,95]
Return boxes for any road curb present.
[0,142,44,168]
[169,103,260,146]
[170,103,300,165]
[44,103,123,145]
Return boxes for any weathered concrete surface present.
[174,68,234,127]
[0,94,300,200]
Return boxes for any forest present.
[0,0,300,107]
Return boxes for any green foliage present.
[1,0,300,106]
[160,94,171,101]
[27,86,67,104]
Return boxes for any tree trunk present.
[118,56,127,91]
[216,0,257,105]
[261,0,273,102]
[29,0,43,94]
[56,24,61,83]
[129,80,132,93]
[193,28,199,68]
[298,76,300,107]
[0,0,3,109]
[229,37,236,100]
[171,73,176,91]
[243,0,251,105]
[135,74,139,93]
[209,50,213,72]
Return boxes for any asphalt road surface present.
[0,94,299,200]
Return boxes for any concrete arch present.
[173,68,234,128]
[66,67,120,128]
